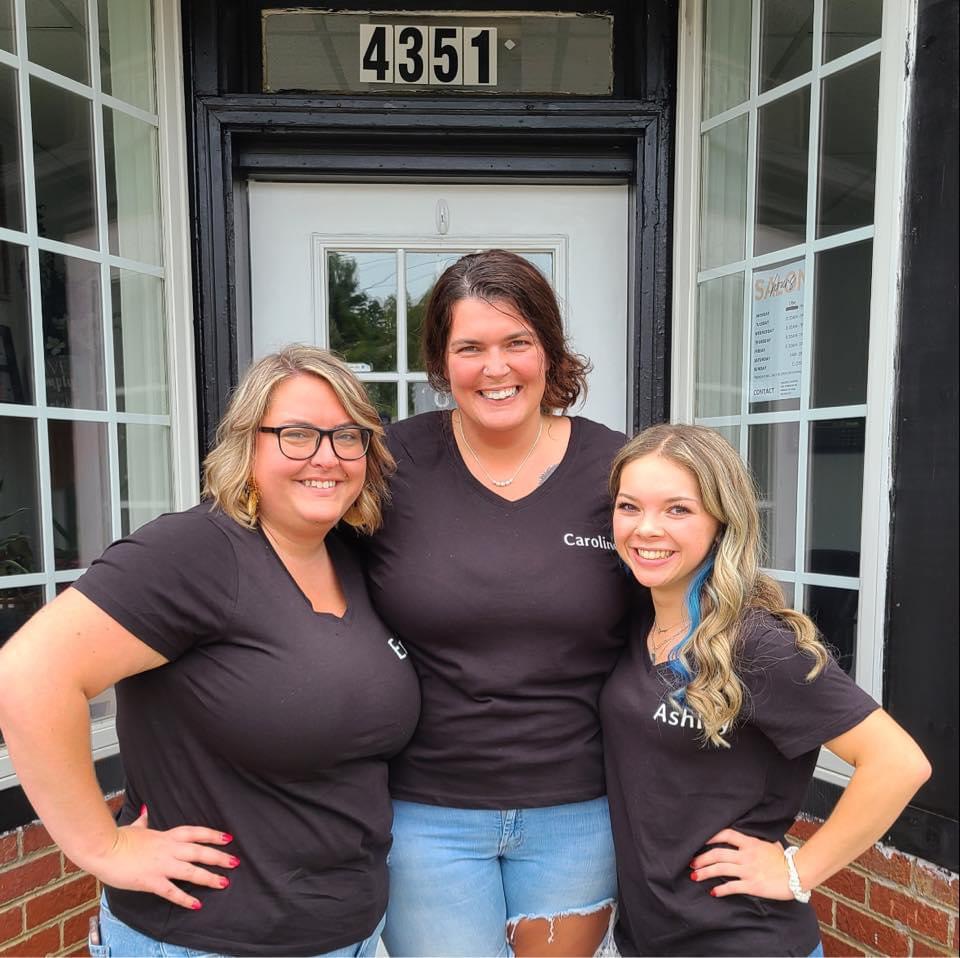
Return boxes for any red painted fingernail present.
[219,876,230,889]
[221,833,233,843]
[690,871,698,881]
[228,856,240,867]
[191,901,202,910]
[709,888,717,897]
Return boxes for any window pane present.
[1,63,24,231]
[824,0,883,61]
[0,418,42,575]
[406,252,463,372]
[40,251,105,409]
[760,0,813,92]
[363,381,397,424]
[0,1,14,52]
[695,273,743,418]
[98,0,156,112]
[104,107,162,265]
[749,421,799,570]
[699,114,748,269]
[817,56,880,238]
[26,0,89,84]
[708,423,740,453]
[805,584,857,675]
[119,424,172,536]
[0,241,34,404]
[755,86,810,255]
[811,240,872,407]
[111,268,167,414]
[806,418,864,576]
[702,0,751,118]
[775,579,795,607]
[49,419,111,569]
[328,252,397,371]
[0,586,44,656]
[30,78,97,249]
[408,380,454,417]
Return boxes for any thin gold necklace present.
[455,411,544,488]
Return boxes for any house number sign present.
[359,25,498,86]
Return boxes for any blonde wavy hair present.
[202,345,394,534]
[609,423,828,747]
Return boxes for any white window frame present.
[0,0,196,789]
[671,0,917,785]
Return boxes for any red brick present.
[789,816,822,842]
[914,865,960,910]
[63,948,90,958]
[811,888,834,926]
[869,883,950,943]
[0,853,61,907]
[0,924,60,957]
[823,868,867,903]
[0,835,18,868]
[20,824,53,857]
[61,854,81,876]
[836,902,909,956]
[854,845,913,887]
[63,904,100,951]
[910,938,955,957]
[25,874,97,929]
[0,907,23,942]
[820,929,867,957]
[952,916,957,954]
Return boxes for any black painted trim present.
[0,755,125,835]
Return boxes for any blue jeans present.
[89,891,385,957]
[384,796,617,957]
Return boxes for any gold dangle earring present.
[243,477,261,524]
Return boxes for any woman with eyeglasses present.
[0,346,420,958]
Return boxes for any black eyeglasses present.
[258,425,372,461]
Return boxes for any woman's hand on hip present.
[689,828,793,901]
[91,806,239,910]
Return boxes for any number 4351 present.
[360,25,497,86]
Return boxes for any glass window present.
[806,584,857,674]
[328,251,398,372]
[760,0,813,92]
[0,1,14,52]
[700,114,748,269]
[98,0,157,112]
[0,241,34,404]
[0,64,24,232]
[749,421,799,570]
[365,382,398,424]
[695,272,743,418]
[112,268,168,414]
[119,424,172,536]
[702,0,751,119]
[824,0,883,61]
[26,0,89,84]
[0,586,44,673]
[406,251,463,372]
[0,418,42,576]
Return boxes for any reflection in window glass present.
[98,0,156,112]
[702,0,751,119]
[824,0,882,61]
[0,242,34,404]
[755,86,810,255]
[30,78,98,249]
[695,273,743,418]
[1,64,24,231]
[0,1,14,52]
[760,0,813,92]
[112,268,168,414]
[817,57,880,238]
[119,424,172,536]
[408,381,454,417]
[104,107,163,265]
[0,586,44,659]
[749,421,799,570]
[0,418,42,575]
[406,252,463,372]
[39,252,105,410]
[806,419,864,576]
[806,584,857,675]
[49,419,111,569]
[812,241,872,407]
[26,0,89,84]
[364,382,397,425]
[700,115,748,270]
[328,252,397,371]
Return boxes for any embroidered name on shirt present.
[388,637,408,660]
[652,702,728,735]
[563,532,616,550]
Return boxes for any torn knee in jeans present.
[507,898,616,946]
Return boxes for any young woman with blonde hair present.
[600,423,930,957]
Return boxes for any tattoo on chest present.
[538,464,558,486]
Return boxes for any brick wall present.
[1,807,957,957]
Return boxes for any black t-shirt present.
[362,411,631,808]
[599,601,878,957]
[72,505,420,957]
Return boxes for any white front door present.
[248,181,629,431]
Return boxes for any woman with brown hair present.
[360,249,631,957]
[0,346,420,957]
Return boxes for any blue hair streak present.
[664,554,715,700]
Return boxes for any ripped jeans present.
[383,797,617,957]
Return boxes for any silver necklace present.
[648,618,689,661]
[455,411,544,488]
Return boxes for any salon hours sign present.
[750,261,805,403]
